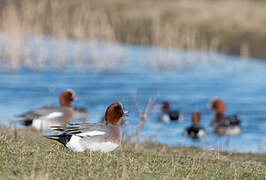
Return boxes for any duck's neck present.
[163,108,170,113]
[215,112,224,117]
[107,122,119,127]
[106,118,120,127]
[215,113,225,124]
[192,122,199,126]
[60,99,72,108]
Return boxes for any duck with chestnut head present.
[18,89,79,130]
[185,111,206,139]
[159,101,183,123]
[46,102,128,152]
[210,98,241,136]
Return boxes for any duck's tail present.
[19,119,33,126]
[45,134,72,146]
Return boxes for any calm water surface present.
[0,34,266,153]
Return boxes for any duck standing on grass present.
[159,101,183,123]
[46,102,128,152]
[184,111,206,139]
[18,89,80,130]
[210,98,241,136]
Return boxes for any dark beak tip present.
[123,111,129,116]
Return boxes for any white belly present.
[86,142,119,152]
[32,119,49,130]
[161,114,171,123]
[66,135,119,153]
[66,135,85,152]
[32,119,61,130]
[198,129,206,137]
[226,126,241,135]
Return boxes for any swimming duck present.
[214,113,242,135]
[18,89,76,130]
[185,111,206,139]
[46,102,127,152]
[210,98,241,135]
[159,101,183,123]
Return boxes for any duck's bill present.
[123,111,129,116]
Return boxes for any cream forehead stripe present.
[65,89,75,96]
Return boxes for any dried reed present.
[0,0,265,70]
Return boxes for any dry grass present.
[0,126,266,179]
[0,0,266,70]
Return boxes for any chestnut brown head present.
[162,101,170,112]
[192,111,200,125]
[211,98,226,114]
[59,89,76,107]
[105,102,128,126]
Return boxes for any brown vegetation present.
[0,0,266,61]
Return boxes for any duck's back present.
[19,105,74,130]
[50,123,121,152]
[186,126,206,139]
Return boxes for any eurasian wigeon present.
[18,89,77,130]
[184,111,206,139]
[46,102,128,152]
[159,101,183,123]
[210,98,241,135]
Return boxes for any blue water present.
[0,33,266,153]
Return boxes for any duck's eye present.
[213,104,217,108]
[114,105,122,112]
[68,92,72,97]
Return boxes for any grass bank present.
[0,0,266,61]
[0,126,265,179]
